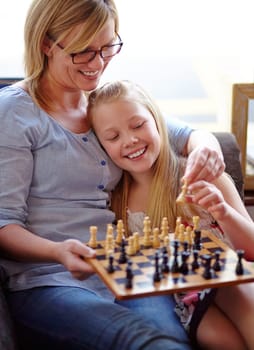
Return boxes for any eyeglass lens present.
[73,42,122,64]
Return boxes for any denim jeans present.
[7,286,192,350]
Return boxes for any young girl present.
[88,80,254,350]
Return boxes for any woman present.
[0,1,224,349]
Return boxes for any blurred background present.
[1,0,254,132]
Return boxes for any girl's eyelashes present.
[133,120,145,129]
[105,134,119,141]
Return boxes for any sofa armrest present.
[0,285,18,350]
[213,132,244,199]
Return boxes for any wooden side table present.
[244,190,254,206]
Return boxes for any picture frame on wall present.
[232,83,254,191]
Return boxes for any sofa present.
[0,131,244,350]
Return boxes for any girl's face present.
[44,19,116,92]
[91,99,161,177]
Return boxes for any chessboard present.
[86,218,254,300]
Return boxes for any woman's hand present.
[183,146,225,184]
[54,239,96,280]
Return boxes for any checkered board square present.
[86,230,254,300]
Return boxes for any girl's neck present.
[128,173,153,213]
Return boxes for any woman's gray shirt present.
[0,86,191,297]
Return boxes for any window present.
[1,0,254,132]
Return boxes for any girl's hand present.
[54,239,96,280]
[184,146,225,184]
[188,180,230,221]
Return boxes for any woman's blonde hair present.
[88,80,198,233]
[24,0,119,109]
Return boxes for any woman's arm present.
[184,129,225,184]
[166,118,225,184]
[0,224,95,279]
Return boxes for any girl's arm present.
[189,174,254,260]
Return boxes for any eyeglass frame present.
[47,33,123,64]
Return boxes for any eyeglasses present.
[48,34,123,64]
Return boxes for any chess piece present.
[152,227,161,249]
[180,251,189,275]
[133,232,140,252]
[106,223,114,240]
[193,229,202,250]
[183,241,188,252]
[178,224,185,244]
[235,249,244,275]
[127,236,136,255]
[171,240,180,273]
[107,254,115,273]
[174,216,181,239]
[118,239,128,264]
[143,216,152,247]
[88,225,97,248]
[191,250,200,270]
[153,251,162,282]
[105,233,114,257]
[213,250,222,271]
[202,254,213,279]
[163,235,170,255]
[186,226,193,246]
[160,217,169,240]
[176,179,188,204]
[116,219,124,244]
[125,260,133,288]
[161,247,170,273]
[192,216,200,231]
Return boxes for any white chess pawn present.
[153,227,161,249]
[88,225,97,248]
[133,232,140,252]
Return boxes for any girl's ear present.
[42,36,52,56]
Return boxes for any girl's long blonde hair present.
[24,0,119,110]
[88,80,198,233]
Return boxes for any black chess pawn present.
[202,254,213,279]
[171,241,180,273]
[161,248,170,273]
[125,260,133,288]
[213,250,221,271]
[118,238,128,264]
[173,239,180,255]
[107,254,115,273]
[235,249,245,275]
[183,241,189,252]
[153,251,162,282]
[194,229,202,250]
[191,250,200,270]
[180,251,189,275]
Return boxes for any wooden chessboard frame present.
[87,230,254,300]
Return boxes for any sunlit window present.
[1,0,254,131]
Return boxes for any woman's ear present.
[42,36,52,56]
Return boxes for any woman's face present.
[44,19,117,92]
